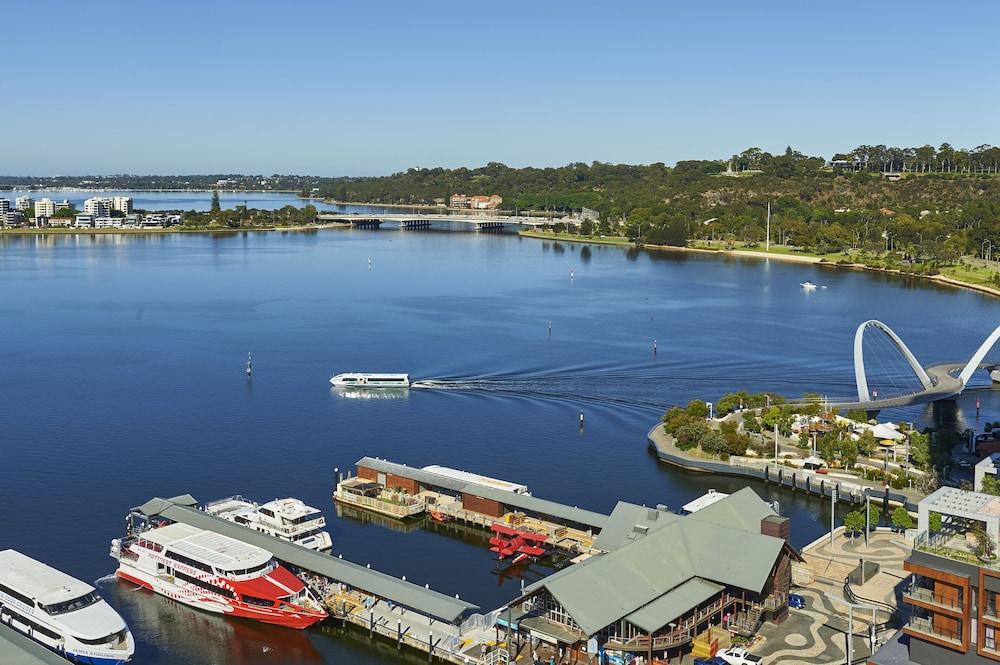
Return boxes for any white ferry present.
[330,372,410,388]
[0,549,134,665]
[110,523,327,630]
[800,281,818,290]
[204,496,333,551]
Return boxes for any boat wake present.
[93,573,118,586]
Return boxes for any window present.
[243,595,274,607]
[987,626,997,651]
[174,571,235,599]
[41,591,101,615]
[260,508,275,518]
[221,560,274,577]
[0,583,34,608]
[76,628,128,646]
[3,607,61,641]
[288,512,321,525]
[165,550,213,573]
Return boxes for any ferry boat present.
[0,549,134,665]
[330,372,410,388]
[204,496,332,551]
[110,523,327,630]
[800,281,818,290]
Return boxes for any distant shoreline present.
[0,223,350,236]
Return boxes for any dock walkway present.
[0,622,74,665]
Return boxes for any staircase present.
[732,607,762,637]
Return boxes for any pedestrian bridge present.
[823,320,1000,412]
[316,212,572,230]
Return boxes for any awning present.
[520,615,586,645]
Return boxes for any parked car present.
[788,593,806,609]
[693,658,729,665]
[719,647,764,665]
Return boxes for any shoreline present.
[516,230,1000,300]
[0,222,350,236]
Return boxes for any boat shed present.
[131,495,478,624]
[0,622,73,665]
[355,457,609,532]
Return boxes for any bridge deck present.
[812,362,981,412]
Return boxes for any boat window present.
[164,549,213,573]
[40,590,101,615]
[0,583,34,608]
[288,512,321,525]
[222,559,274,577]
[76,627,128,646]
[174,571,236,599]
[242,595,274,607]
[3,606,61,640]
[293,527,328,540]
[260,508,275,518]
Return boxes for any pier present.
[0,621,71,665]
[129,495,508,664]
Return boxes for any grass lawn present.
[518,230,633,245]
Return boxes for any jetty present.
[128,495,506,664]
[336,457,608,553]
[0,621,72,665]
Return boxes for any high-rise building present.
[112,196,133,215]
[15,195,33,211]
[35,198,57,218]
[83,197,112,217]
[0,199,10,215]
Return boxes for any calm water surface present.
[1,229,998,664]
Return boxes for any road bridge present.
[316,212,575,230]
[796,320,1000,413]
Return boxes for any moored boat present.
[0,549,135,664]
[110,523,327,630]
[204,496,332,551]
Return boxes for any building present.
[35,198,56,218]
[976,454,1000,492]
[74,214,94,228]
[507,488,799,663]
[54,199,72,212]
[450,193,502,210]
[112,196,133,215]
[4,211,26,227]
[95,216,120,229]
[0,199,9,215]
[15,195,33,211]
[83,197,111,217]
[870,486,1000,665]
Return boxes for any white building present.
[975,454,1000,492]
[15,195,33,211]
[95,216,120,229]
[112,196,133,215]
[74,214,94,228]
[35,198,56,218]
[83,197,111,217]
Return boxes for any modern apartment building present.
[450,193,502,210]
[83,197,111,217]
[15,195,33,211]
[0,199,9,215]
[112,196,133,214]
[35,198,56,218]
[870,486,1000,665]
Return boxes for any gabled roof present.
[686,487,776,533]
[593,502,678,551]
[520,489,789,637]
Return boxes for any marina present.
[204,496,333,551]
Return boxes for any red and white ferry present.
[110,523,327,630]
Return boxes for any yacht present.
[110,523,327,629]
[800,281,818,290]
[204,496,332,551]
[330,372,410,388]
[0,549,135,664]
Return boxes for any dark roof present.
[134,496,478,623]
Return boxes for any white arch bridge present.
[820,320,1000,412]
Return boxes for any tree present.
[891,506,913,531]
[867,502,881,529]
[580,219,595,236]
[844,511,865,536]
[857,430,877,457]
[700,430,728,456]
[674,421,709,451]
[908,431,930,470]
[847,409,869,423]
[983,475,1000,497]
[211,188,221,213]
[742,412,762,434]
[974,526,997,561]
[686,400,709,419]
[840,437,859,469]
[929,511,942,533]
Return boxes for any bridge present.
[315,212,575,231]
[815,320,1000,412]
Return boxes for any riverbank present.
[646,423,922,509]
[517,229,632,245]
[0,222,350,236]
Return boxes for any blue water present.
[1,229,998,665]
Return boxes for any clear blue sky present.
[5,1,998,176]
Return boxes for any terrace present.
[913,486,1000,567]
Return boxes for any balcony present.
[903,586,963,613]
[913,529,1000,570]
[905,616,963,647]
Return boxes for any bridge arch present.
[959,324,1000,387]
[854,320,933,403]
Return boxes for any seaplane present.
[489,523,548,564]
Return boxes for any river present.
[1,227,997,664]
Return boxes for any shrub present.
[891,506,913,531]
[700,430,728,455]
[674,421,709,451]
[929,511,942,533]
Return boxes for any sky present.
[3,1,999,176]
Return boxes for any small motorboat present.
[800,281,818,290]
[430,511,448,523]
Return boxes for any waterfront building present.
[0,199,9,216]
[95,216,120,229]
[83,197,111,217]
[74,214,94,228]
[112,196,133,214]
[15,195,33,211]
[450,193,502,209]
[505,489,799,663]
[34,198,56,218]
[870,486,1000,664]
[54,199,72,212]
